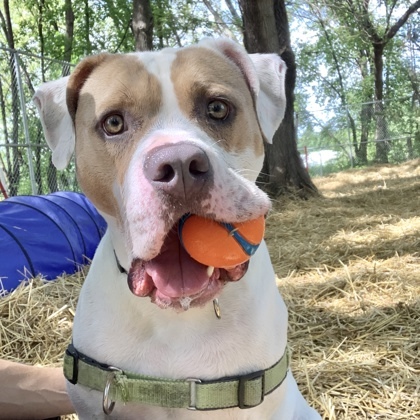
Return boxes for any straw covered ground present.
[1,159,419,419]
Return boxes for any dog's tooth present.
[207,266,215,277]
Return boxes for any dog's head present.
[34,38,286,310]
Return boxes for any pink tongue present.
[144,228,210,298]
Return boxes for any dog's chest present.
[73,243,286,381]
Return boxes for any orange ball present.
[178,214,265,268]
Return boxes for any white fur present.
[249,54,287,143]
[33,76,75,170]
[71,233,319,419]
[34,39,320,419]
[131,49,182,120]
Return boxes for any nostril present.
[189,158,209,176]
[156,164,176,183]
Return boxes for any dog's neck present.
[103,214,131,273]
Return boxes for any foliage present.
[152,0,214,47]
[0,0,418,194]
[0,0,243,61]
[291,0,419,165]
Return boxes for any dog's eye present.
[103,114,125,135]
[207,100,229,120]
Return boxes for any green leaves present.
[293,0,419,164]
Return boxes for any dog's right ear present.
[33,53,110,170]
[33,76,74,170]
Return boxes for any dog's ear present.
[248,53,287,144]
[33,53,110,170]
[33,76,74,170]
[197,38,287,144]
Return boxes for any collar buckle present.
[238,369,265,409]
[64,344,79,385]
[186,378,202,410]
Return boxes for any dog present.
[34,38,320,419]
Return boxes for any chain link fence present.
[0,47,419,196]
[298,96,420,177]
[0,47,76,198]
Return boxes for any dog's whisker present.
[234,168,261,176]
[209,138,224,149]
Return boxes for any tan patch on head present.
[71,54,162,218]
[171,47,264,157]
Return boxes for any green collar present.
[64,343,289,414]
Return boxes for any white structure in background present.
[308,150,339,166]
[301,149,339,176]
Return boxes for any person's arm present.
[0,359,74,419]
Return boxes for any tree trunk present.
[357,101,373,165]
[239,0,317,197]
[84,0,92,55]
[132,0,153,51]
[35,0,58,194]
[374,101,389,163]
[355,49,374,165]
[49,0,74,192]
[0,79,10,176]
[356,1,420,162]
[373,43,389,163]
[63,0,74,63]
[34,0,46,193]
[0,1,22,196]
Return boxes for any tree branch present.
[310,3,347,106]
[202,0,239,41]
[384,0,398,34]
[0,8,7,43]
[385,0,420,42]
[1,0,14,48]
[360,0,381,43]
[224,0,241,25]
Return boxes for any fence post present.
[14,51,37,195]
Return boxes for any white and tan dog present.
[34,38,320,419]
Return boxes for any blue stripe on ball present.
[178,213,190,248]
[221,222,260,256]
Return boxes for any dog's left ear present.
[198,38,287,143]
[248,53,287,144]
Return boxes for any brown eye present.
[103,114,124,135]
[207,100,229,120]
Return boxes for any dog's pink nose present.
[144,143,212,199]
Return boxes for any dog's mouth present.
[127,221,249,311]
